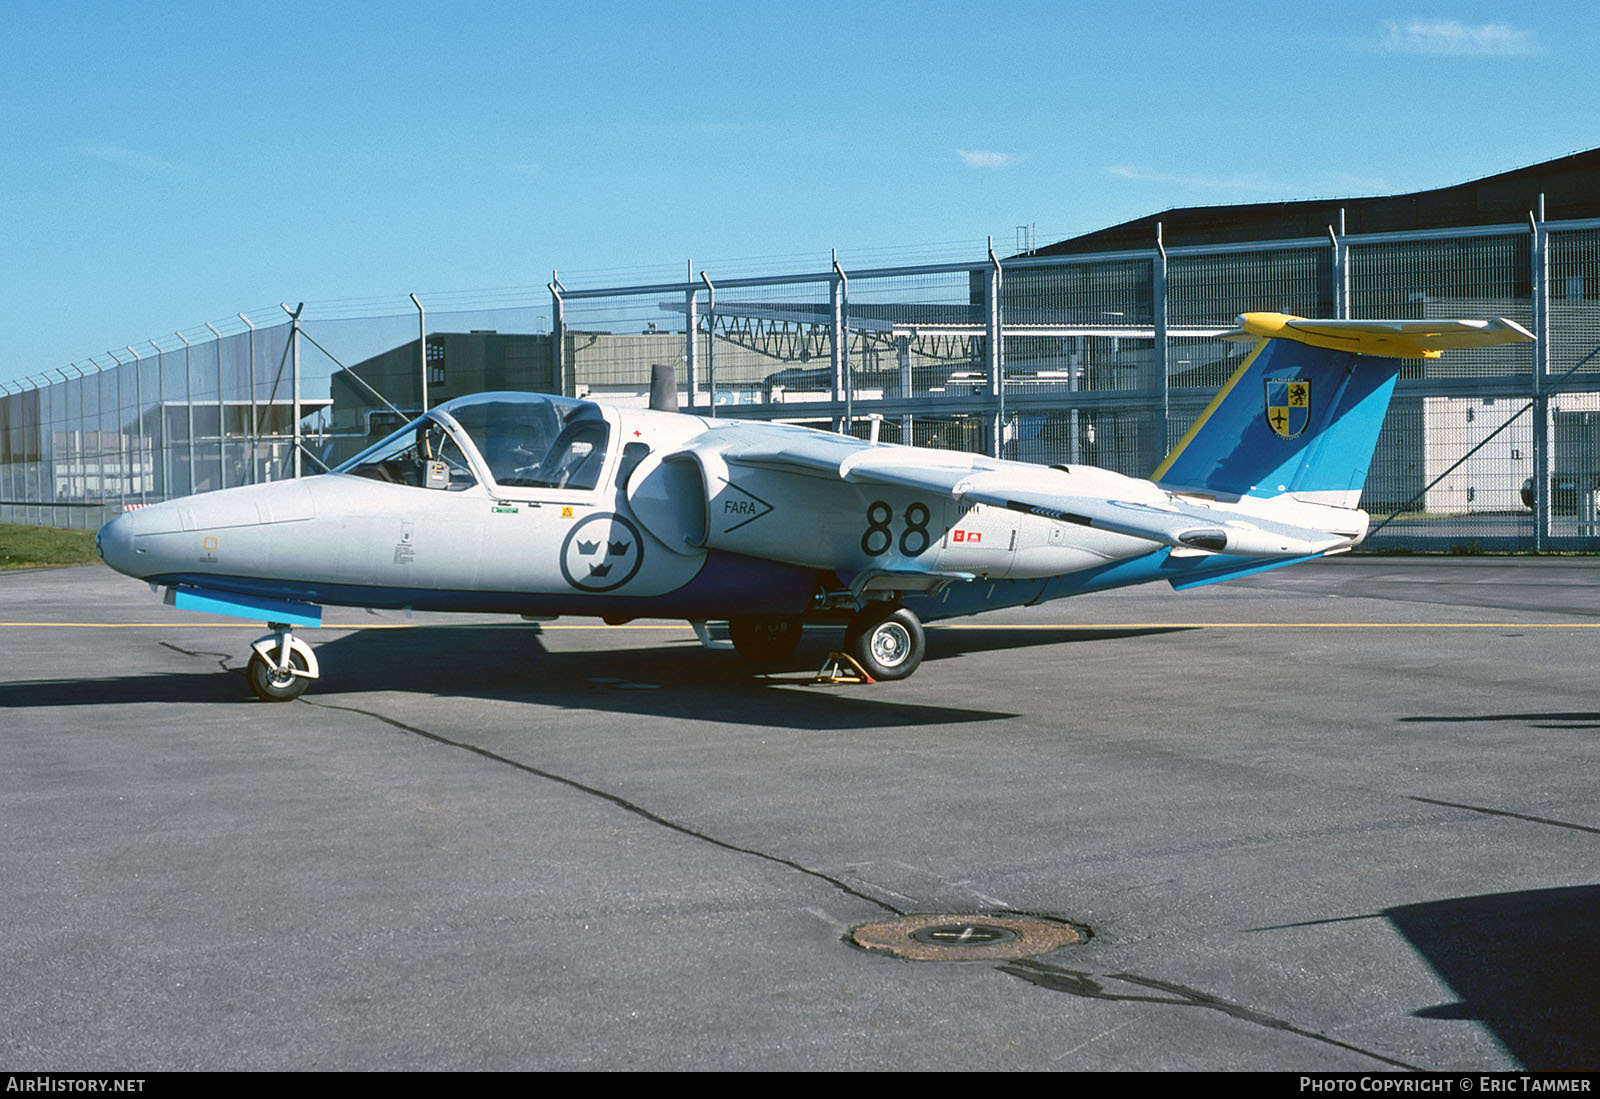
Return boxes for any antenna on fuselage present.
[649,361,678,413]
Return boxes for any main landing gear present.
[728,617,804,666]
[245,623,321,702]
[843,603,925,681]
[725,603,927,681]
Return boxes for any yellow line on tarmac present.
[927,621,1600,630]
[0,621,406,629]
[4,620,1600,630]
[0,621,700,629]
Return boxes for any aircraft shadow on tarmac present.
[1386,884,1600,1069]
[0,625,1181,730]
[921,624,1192,656]
[312,624,1186,730]
[0,669,245,708]
[1400,711,1600,730]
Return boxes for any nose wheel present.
[246,624,320,702]
[844,604,925,681]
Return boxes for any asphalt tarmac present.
[1,557,1596,1071]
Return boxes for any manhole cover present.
[911,923,1019,946]
[850,913,1085,961]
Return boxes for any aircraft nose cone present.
[97,503,183,578]
[96,513,140,576]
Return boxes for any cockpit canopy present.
[335,392,612,493]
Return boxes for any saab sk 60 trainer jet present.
[97,312,1532,700]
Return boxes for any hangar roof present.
[1031,147,1600,256]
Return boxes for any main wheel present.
[844,605,925,681]
[729,617,803,665]
[247,648,311,702]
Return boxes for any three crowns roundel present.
[560,513,644,592]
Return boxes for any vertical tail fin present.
[1152,313,1533,508]
[1152,335,1398,507]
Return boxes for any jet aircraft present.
[96,312,1533,700]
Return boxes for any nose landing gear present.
[246,623,321,702]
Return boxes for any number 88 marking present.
[861,501,894,556]
[900,503,930,556]
[861,501,932,558]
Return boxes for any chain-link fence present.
[6,216,1600,549]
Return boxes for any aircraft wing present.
[845,456,1346,556]
[716,441,1348,557]
[955,474,1350,556]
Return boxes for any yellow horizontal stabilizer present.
[1222,312,1535,360]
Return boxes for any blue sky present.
[3,0,1596,385]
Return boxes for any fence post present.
[105,358,119,522]
[175,331,195,497]
[986,239,1004,458]
[11,381,23,522]
[684,261,699,410]
[204,323,227,488]
[1331,208,1349,319]
[702,272,717,418]
[126,345,145,507]
[45,375,60,526]
[0,383,12,521]
[239,313,258,483]
[107,352,123,516]
[1154,224,1169,461]
[834,252,850,436]
[829,266,844,431]
[410,293,428,413]
[1531,196,1550,552]
[31,379,41,525]
[43,377,55,526]
[548,273,567,397]
[149,339,168,502]
[10,381,25,523]
[91,361,107,526]
[57,368,75,526]
[279,304,304,479]
[69,365,88,528]
[30,380,41,524]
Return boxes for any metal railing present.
[5,214,1600,550]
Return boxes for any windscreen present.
[335,416,477,491]
[447,395,611,491]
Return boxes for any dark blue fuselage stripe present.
[152,550,819,621]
